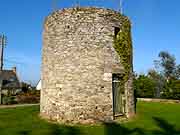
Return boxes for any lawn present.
[0,102,180,135]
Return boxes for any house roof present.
[0,70,20,89]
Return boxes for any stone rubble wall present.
[41,7,134,124]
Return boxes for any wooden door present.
[112,74,125,117]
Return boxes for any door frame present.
[112,73,125,119]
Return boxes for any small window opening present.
[112,73,122,82]
[101,86,104,89]
[114,27,120,37]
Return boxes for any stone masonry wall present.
[41,7,134,124]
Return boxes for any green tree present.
[154,51,176,80]
[161,80,180,99]
[171,80,180,99]
[134,75,156,98]
[148,69,165,98]
[175,64,180,79]
[153,51,180,99]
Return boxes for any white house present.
[36,80,41,90]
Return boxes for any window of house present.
[9,77,16,82]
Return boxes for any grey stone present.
[41,7,135,124]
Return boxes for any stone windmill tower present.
[41,3,135,124]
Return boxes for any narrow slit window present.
[114,27,120,37]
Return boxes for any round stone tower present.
[41,7,135,124]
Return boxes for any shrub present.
[134,75,156,98]
[161,80,180,100]
[16,90,40,104]
[2,96,17,105]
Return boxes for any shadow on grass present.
[16,124,81,135]
[17,130,31,135]
[104,117,180,135]
[15,117,180,135]
[104,122,145,135]
[50,124,81,135]
[152,117,180,135]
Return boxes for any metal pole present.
[52,0,57,11]
[0,35,6,70]
[0,35,4,104]
[0,35,2,70]
[0,79,2,104]
[76,0,80,7]
[1,37,4,70]
[119,0,123,14]
[0,34,7,104]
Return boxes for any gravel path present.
[0,104,39,109]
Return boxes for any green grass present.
[0,102,180,135]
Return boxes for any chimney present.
[12,67,16,73]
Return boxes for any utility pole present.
[0,79,2,104]
[0,34,7,104]
[0,35,7,70]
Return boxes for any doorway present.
[112,73,125,118]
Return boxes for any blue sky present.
[0,0,179,85]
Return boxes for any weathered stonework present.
[41,7,135,124]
